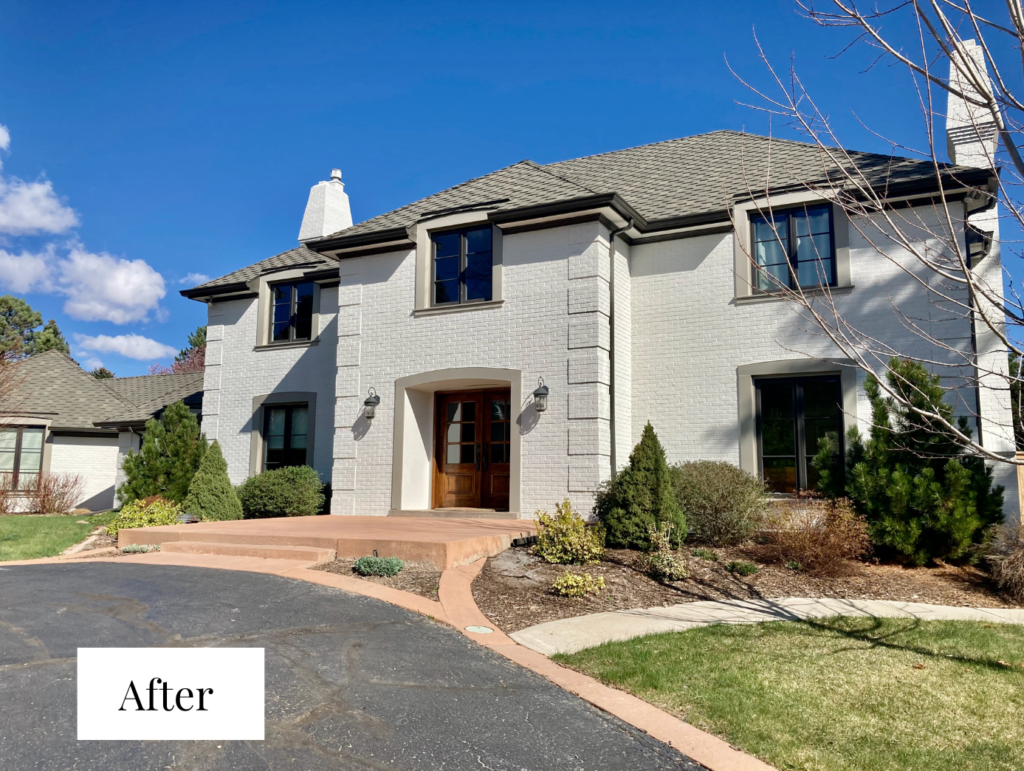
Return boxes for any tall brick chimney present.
[298,168,353,242]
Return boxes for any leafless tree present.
[730,0,1024,467]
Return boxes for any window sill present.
[413,299,504,317]
[253,338,319,352]
[734,284,855,306]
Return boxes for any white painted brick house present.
[183,91,1019,520]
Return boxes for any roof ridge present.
[111,371,203,382]
[544,130,742,167]
[19,350,140,411]
[520,159,601,195]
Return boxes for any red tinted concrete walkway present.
[118,516,537,570]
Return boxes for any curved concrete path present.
[510,597,1024,656]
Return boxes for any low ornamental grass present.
[354,556,404,577]
[555,617,1024,771]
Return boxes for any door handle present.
[475,443,481,471]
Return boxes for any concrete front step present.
[160,541,336,564]
[388,509,520,519]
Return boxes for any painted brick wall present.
[330,220,612,517]
[49,435,120,511]
[630,204,1018,517]
[203,286,340,486]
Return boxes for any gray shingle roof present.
[5,351,135,430]
[2,351,205,429]
[334,159,596,238]
[186,245,332,292]
[184,130,988,295]
[330,130,973,238]
[99,372,205,425]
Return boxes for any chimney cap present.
[330,168,342,182]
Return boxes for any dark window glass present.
[0,426,45,490]
[263,404,309,470]
[755,376,843,494]
[432,226,493,306]
[751,205,835,291]
[487,397,510,465]
[269,281,315,342]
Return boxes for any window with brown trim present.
[755,376,843,494]
[0,426,44,489]
[270,281,315,342]
[431,226,493,305]
[264,404,309,470]
[751,204,835,291]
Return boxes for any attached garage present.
[48,433,121,511]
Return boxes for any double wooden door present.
[434,389,511,510]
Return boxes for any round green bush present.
[671,460,768,546]
[237,466,325,519]
[107,498,182,536]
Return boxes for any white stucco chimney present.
[298,168,353,242]
[946,39,999,169]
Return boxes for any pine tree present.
[91,367,115,379]
[183,440,242,521]
[177,325,206,364]
[595,422,686,550]
[117,401,207,505]
[813,357,1004,564]
[31,319,70,355]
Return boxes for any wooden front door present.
[434,389,511,510]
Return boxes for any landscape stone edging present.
[510,597,1024,656]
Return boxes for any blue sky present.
[0,0,1014,375]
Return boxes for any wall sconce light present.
[364,387,380,420]
[532,378,549,413]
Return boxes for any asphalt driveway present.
[0,563,701,770]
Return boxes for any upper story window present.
[751,204,835,292]
[271,281,314,342]
[432,226,493,306]
[264,404,308,470]
[0,426,44,490]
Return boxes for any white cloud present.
[179,272,210,285]
[0,127,165,324]
[0,177,79,235]
[80,356,104,371]
[74,333,176,361]
[58,246,166,324]
[0,246,54,293]
[0,125,77,236]
[0,244,167,323]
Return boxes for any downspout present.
[607,218,633,473]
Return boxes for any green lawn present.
[555,617,1024,771]
[0,512,116,561]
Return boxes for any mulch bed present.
[313,558,442,601]
[473,545,1021,633]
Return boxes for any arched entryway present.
[390,368,523,515]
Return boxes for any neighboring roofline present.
[49,426,119,435]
